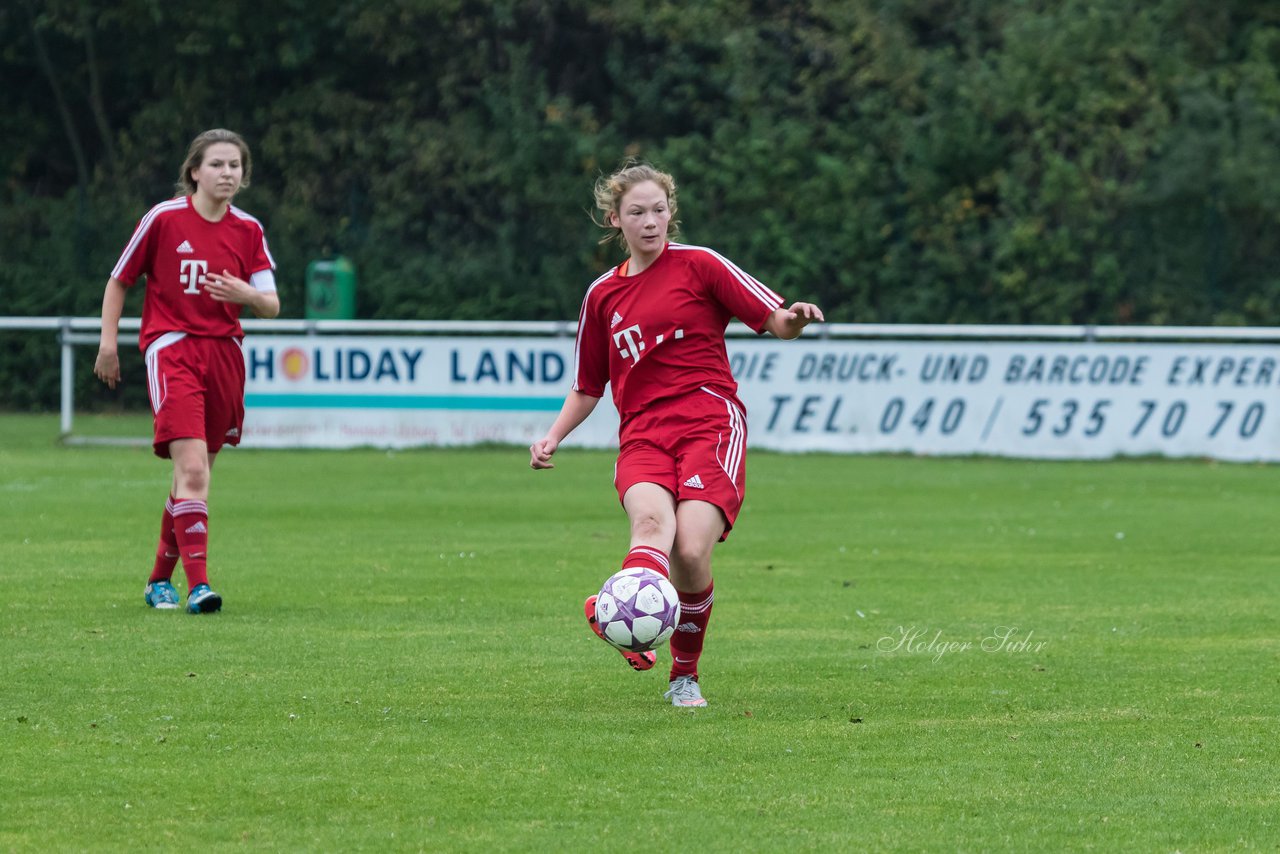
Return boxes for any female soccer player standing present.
[95,128,280,614]
[530,163,822,706]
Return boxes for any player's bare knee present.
[173,461,210,495]
[630,511,672,543]
[671,541,712,576]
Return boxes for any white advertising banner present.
[241,336,603,448]
[242,335,1280,461]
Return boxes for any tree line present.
[3,0,1279,410]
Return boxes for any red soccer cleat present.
[584,594,656,671]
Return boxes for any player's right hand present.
[529,437,558,470]
[94,347,121,389]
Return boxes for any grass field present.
[2,413,1277,851]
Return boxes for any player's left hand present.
[768,302,825,339]
[204,270,254,305]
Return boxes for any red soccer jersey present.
[572,242,784,425]
[111,195,275,351]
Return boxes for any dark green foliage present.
[3,0,1279,408]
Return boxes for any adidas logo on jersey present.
[176,240,195,254]
[184,521,208,535]
[610,311,624,328]
[683,474,705,489]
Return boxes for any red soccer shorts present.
[144,333,246,459]
[614,386,749,541]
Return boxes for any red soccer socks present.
[170,498,210,589]
[669,582,714,681]
[147,496,181,583]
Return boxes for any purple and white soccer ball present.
[595,567,681,652]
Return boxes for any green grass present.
[2,413,1277,851]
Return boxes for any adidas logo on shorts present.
[683,474,705,489]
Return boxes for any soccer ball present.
[595,567,681,652]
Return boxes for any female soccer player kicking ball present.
[530,162,822,706]
[95,129,279,614]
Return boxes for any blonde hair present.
[592,161,680,250]
[175,128,253,197]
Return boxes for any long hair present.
[592,160,680,251]
[175,128,253,197]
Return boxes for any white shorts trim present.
[143,332,187,414]
[699,386,746,495]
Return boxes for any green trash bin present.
[305,256,357,319]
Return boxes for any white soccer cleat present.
[664,675,707,708]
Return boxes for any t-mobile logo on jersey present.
[180,259,208,295]
[613,324,685,363]
[613,324,645,361]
